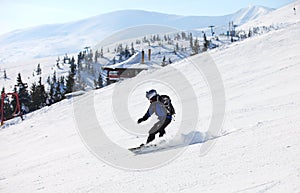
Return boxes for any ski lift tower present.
[84,46,91,54]
[209,25,215,36]
[233,24,238,37]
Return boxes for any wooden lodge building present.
[102,49,156,84]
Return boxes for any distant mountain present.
[0,6,274,63]
[240,0,300,29]
[232,5,274,25]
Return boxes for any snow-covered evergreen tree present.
[16,73,30,110]
[94,72,103,89]
[36,63,42,75]
[203,33,209,52]
[193,38,200,54]
[131,42,135,56]
[66,57,77,94]
[29,77,47,111]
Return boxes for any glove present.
[137,118,144,124]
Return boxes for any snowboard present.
[128,144,159,154]
[128,142,183,154]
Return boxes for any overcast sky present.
[0,0,295,35]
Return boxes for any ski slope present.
[1,4,300,193]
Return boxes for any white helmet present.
[146,89,157,100]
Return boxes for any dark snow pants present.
[146,117,171,144]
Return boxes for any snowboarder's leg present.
[158,118,171,137]
[146,133,156,144]
[146,121,162,144]
[159,129,166,137]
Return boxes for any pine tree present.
[54,83,62,102]
[193,38,200,54]
[65,73,75,94]
[181,32,187,40]
[203,33,209,52]
[16,73,22,84]
[47,76,51,85]
[36,63,42,75]
[56,56,60,68]
[59,76,65,89]
[131,42,135,55]
[95,50,99,63]
[70,58,76,75]
[29,82,38,111]
[117,44,123,54]
[29,77,47,111]
[52,71,57,84]
[156,34,160,41]
[97,73,103,89]
[48,83,55,105]
[37,77,47,107]
[143,36,148,43]
[175,43,179,52]
[162,56,166,66]
[77,52,83,67]
[189,33,194,49]
[76,72,86,91]
[125,45,130,58]
[93,79,98,89]
[16,73,30,109]
[71,56,75,66]
[248,29,252,38]
[164,35,168,41]
[65,61,76,94]
[88,50,93,63]
[64,53,69,64]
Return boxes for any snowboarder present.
[137,89,175,146]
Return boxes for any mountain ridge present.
[0,5,274,63]
[0,5,274,39]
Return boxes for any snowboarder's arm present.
[137,112,150,123]
[137,104,154,123]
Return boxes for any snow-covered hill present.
[240,0,300,29]
[0,6,273,64]
[232,5,274,25]
[1,2,300,192]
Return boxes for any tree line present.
[1,52,104,119]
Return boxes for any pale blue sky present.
[0,0,295,35]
